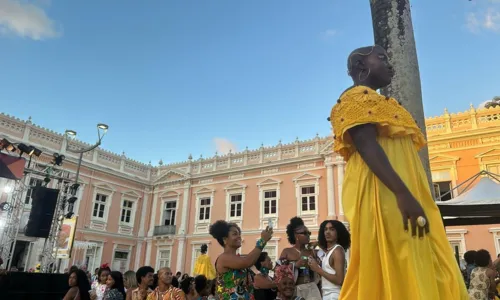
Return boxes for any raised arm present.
[218,228,272,271]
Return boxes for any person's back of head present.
[180,276,194,295]
[464,250,477,265]
[475,249,492,268]
[194,275,208,296]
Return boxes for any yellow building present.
[427,105,500,257]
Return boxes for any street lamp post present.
[49,124,108,272]
[65,123,109,190]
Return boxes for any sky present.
[0,0,499,165]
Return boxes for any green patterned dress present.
[215,267,254,300]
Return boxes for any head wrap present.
[273,264,294,284]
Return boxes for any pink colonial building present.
[0,105,499,273]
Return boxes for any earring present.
[359,69,371,82]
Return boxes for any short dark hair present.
[255,252,268,270]
[180,276,194,294]
[136,266,154,284]
[286,217,304,244]
[201,244,208,254]
[318,220,351,251]
[475,249,491,267]
[464,250,477,265]
[209,220,240,247]
[194,275,208,294]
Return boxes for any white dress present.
[321,244,344,300]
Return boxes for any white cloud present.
[0,0,60,40]
[484,8,500,31]
[321,29,337,40]
[213,138,238,155]
[466,7,500,33]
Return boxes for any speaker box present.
[25,187,59,238]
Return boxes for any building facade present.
[427,105,500,259]
[0,105,499,273]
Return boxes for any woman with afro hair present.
[209,220,272,299]
[278,217,321,299]
[193,244,216,280]
[308,220,350,300]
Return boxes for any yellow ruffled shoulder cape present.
[330,85,426,161]
[193,254,216,280]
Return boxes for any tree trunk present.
[369,0,433,190]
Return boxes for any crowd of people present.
[62,262,217,300]
[60,216,350,300]
[462,249,500,299]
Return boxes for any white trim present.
[118,192,140,235]
[159,192,181,227]
[194,188,215,233]
[225,183,247,227]
[446,229,467,258]
[257,178,282,230]
[293,173,321,227]
[90,186,115,231]
[489,228,500,255]
[156,246,173,270]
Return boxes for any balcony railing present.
[153,225,176,236]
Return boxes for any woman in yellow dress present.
[193,244,216,280]
[330,45,468,299]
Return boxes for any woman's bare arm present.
[348,124,410,196]
[253,274,276,289]
[217,248,263,272]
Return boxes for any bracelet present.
[256,238,266,250]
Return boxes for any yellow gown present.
[330,86,468,300]
[193,253,216,280]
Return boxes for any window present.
[192,247,203,274]
[230,194,242,218]
[158,249,171,268]
[263,244,277,262]
[112,251,129,273]
[120,200,133,224]
[487,164,500,175]
[25,178,43,204]
[263,191,277,215]
[199,198,211,221]
[300,186,316,212]
[163,201,177,226]
[93,194,107,218]
[433,181,452,201]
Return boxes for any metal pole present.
[6,174,30,270]
[74,152,83,185]
[25,242,32,271]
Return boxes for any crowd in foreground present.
[463,249,500,300]
[61,217,351,300]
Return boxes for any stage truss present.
[0,156,76,272]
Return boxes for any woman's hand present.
[261,226,273,242]
[308,257,321,273]
[295,257,307,268]
[396,191,430,238]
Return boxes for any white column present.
[176,237,186,273]
[134,241,143,270]
[326,163,336,218]
[138,191,149,237]
[145,240,152,266]
[147,193,159,236]
[337,163,345,216]
[179,183,191,235]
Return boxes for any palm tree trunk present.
[369,0,433,189]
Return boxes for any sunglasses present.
[295,231,311,236]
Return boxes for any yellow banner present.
[55,216,77,259]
